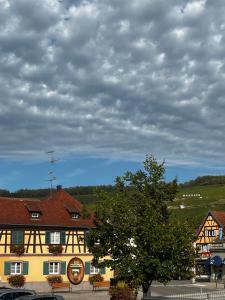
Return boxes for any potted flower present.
[7,275,25,288]
[46,275,62,286]
[88,273,104,285]
[109,280,134,300]
[109,286,134,300]
[10,245,25,256]
[48,244,63,255]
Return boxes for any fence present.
[166,290,225,300]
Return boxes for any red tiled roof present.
[64,204,79,214]
[25,203,42,213]
[0,189,95,228]
[210,211,225,227]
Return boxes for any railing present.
[209,243,225,250]
[166,290,225,300]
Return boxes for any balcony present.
[209,242,225,250]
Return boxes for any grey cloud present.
[0,0,225,166]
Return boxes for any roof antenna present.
[45,150,58,197]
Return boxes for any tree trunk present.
[142,279,153,298]
[142,283,151,298]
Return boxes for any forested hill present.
[0,185,115,205]
[1,175,225,200]
[181,175,225,187]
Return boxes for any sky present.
[1,0,225,191]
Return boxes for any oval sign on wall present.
[67,257,84,285]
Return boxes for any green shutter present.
[84,231,89,243]
[18,231,23,244]
[11,231,17,244]
[60,232,66,244]
[43,261,49,275]
[11,231,23,244]
[84,262,90,274]
[23,262,29,275]
[4,262,10,275]
[45,231,50,244]
[100,267,106,275]
[60,261,66,275]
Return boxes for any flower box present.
[10,245,25,256]
[48,244,63,255]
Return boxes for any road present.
[42,280,225,299]
[151,280,223,296]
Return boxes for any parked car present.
[15,295,64,300]
[0,288,36,300]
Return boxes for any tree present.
[87,155,196,298]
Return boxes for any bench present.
[92,281,110,291]
[51,282,72,293]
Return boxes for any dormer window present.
[25,203,42,219]
[71,213,80,219]
[64,204,81,220]
[31,212,40,219]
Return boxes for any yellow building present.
[0,185,113,288]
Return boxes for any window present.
[31,212,39,218]
[0,293,13,300]
[46,231,65,245]
[197,244,209,252]
[49,262,60,274]
[50,232,60,244]
[10,262,22,275]
[13,292,34,299]
[43,261,66,275]
[202,244,209,252]
[90,264,100,275]
[71,213,80,219]
[205,229,216,237]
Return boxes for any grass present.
[72,184,225,229]
[170,184,225,227]
[73,194,98,205]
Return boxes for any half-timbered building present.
[194,211,225,280]
[0,185,113,288]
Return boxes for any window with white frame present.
[31,212,40,218]
[10,262,22,275]
[71,213,80,219]
[205,229,216,237]
[49,262,60,274]
[50,232,60,244]
[197,244,209,252]
[90,264,100,275]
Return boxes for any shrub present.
[48,244,63,255]
[7,275,25,288]
[10,245,25,256]
[88,273,104,285]
[46,275,62,286]
[109,286,134,300]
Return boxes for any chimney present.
[57,185,62,191]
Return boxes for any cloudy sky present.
[1,0,225,190]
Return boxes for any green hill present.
[171,184,225,228]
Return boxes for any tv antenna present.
[45,150,58,196]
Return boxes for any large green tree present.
[87,155,195,298]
